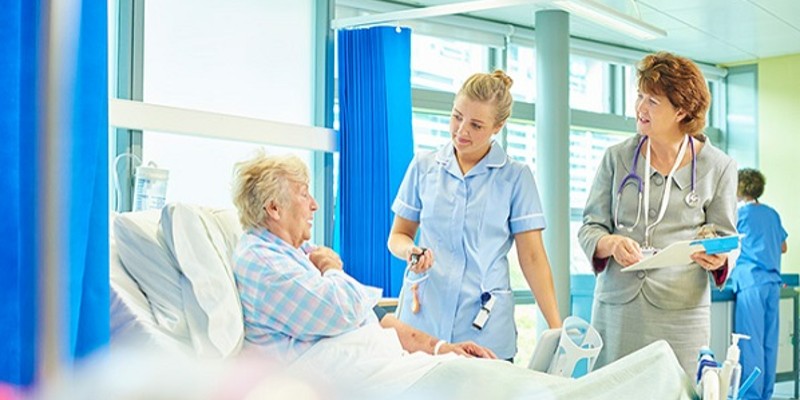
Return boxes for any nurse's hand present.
[602,235,643,267]
[440,341,497,359]
[407,246,434,273]
[691,251,727,271]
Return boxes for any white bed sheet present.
[288,323,460,398]
[289,325,698,400]
[408,340,698,400]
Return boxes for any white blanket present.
[406,340,699,400]
[289,323,459,398]
[290,324,698,400]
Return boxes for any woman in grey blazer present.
[578,52,737,375]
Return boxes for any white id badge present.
[472,293,496,330]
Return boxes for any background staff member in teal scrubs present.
[730,168,788,400]
[388,70,562,361]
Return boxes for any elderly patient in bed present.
[231,152,698,400]
[231,152,494,361]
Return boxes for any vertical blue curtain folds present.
[1,0,109,386]
[1,0,35,386]
[337,27,414,297]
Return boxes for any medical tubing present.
[396,262,429,318]
[617,135,647,195]
[689,135,696,191]
[643,138,651,235]
[112,152,142,212]
[614,136,647,232]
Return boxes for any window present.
[513,304,540,366]
[135,0,317,213]
[505,121,537,174]
[624,65,638,118]
[507,44,537,103]
[141,1,314,122]
[411,34,489,92]
[114,0,329,239]
[412,112,452,153]
[568,129,628,273]
[140,132,313,210]
[570,55,611,113]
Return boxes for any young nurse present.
[388,70,562,361]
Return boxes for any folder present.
[622,235,741,272]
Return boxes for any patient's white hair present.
[232,151,309,229]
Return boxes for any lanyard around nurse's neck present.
[642,134,689,249]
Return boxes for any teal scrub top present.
[391,141,546,359]
[730,202,788,291]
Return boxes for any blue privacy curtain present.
[337,26,414,297]
[1,0,109,386]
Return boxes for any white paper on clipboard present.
[622,241,704,271]
[622,235,741,272]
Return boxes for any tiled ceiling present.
[384,0,800,65]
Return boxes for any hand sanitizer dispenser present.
[718,333,749,400]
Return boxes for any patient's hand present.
[441,341,497,359]
[309,246,343,274]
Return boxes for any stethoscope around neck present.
[613,134,699,249]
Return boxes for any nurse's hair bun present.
[491,69,513,89]
[458,69,515,124]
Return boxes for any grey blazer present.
[578,134,737,310]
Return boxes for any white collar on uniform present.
[434,140,508,177]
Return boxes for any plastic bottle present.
[728,362,742,400]
[701,368,720,400]
[718,333,749,400]
[132,162,169,211]
[696,346,718,383]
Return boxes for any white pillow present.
[160,203,245,358]
[113,210,192,345]
[109,213,158,342]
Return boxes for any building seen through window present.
[507,44,537,103]
[411,34,488,93]
[570,54,611,113]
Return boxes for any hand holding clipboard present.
[623,235,741,272]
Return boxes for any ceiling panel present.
[750,0,800,30]
[353,0,800,64]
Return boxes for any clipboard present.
[622,235,741,272]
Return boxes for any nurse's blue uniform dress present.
[730,202,788,400]
[391,141,546,360]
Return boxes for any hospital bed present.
[108,204,700,400]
